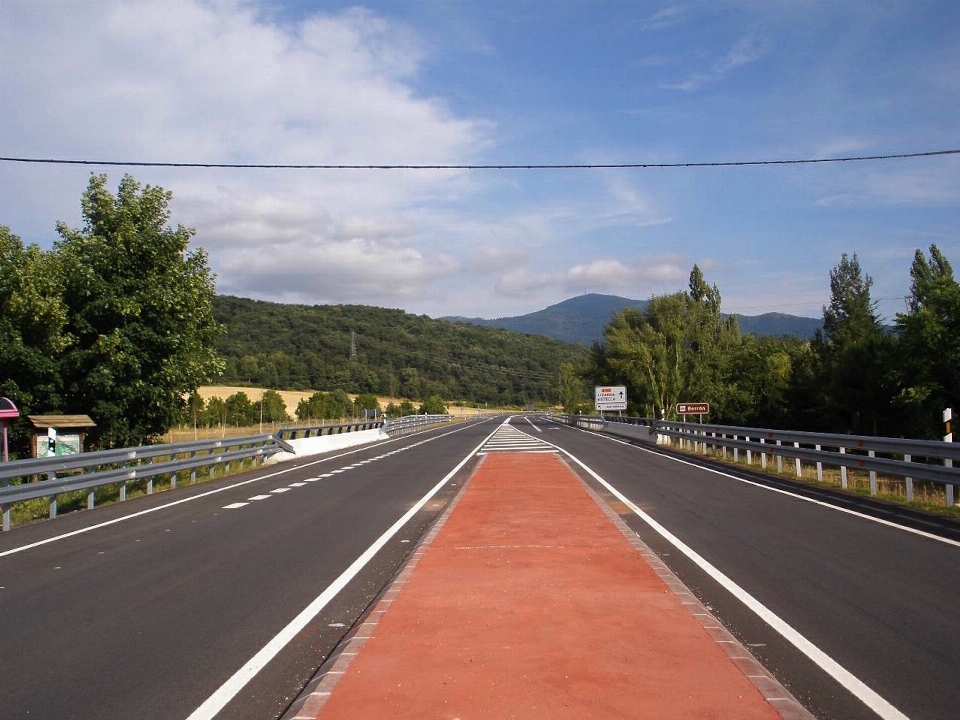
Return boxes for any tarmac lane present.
[287,450,809,719]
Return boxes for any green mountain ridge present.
[211,295,589,406]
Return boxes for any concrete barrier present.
[265,428,389,465]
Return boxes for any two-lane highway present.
[0,418,500,720]
[3,415,957,720]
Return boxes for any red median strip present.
[293,452,806,719]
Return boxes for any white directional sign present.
[595,385,627,411]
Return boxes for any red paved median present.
[294,451,807,719]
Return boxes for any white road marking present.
[223,503,248,510]
[270,488,291,494]
[588,428,960,550]
[541,426,911,720]
[183,423,500,720]
[0,418,493,560]
[288,482,307,487]
[248,495,271,501]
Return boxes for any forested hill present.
[212,295,589,406]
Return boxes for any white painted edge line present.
[0,418,494,560]
[540,429,910,720]
[589,427,960,550]
[183,422,501,720]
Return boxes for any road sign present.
[676,402,710,415]
[595,386,627,411]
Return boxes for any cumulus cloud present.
[0,0,486,310]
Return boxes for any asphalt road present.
[530,415,960,720]
[1,415,957,720]
[0,418,500,720]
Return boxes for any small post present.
[869,451,877,495]
[904,454,913,502]
[840,446,848,489]
[945,408,955,506]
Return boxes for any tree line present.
[179,389,447,430]
[578,250,959,440]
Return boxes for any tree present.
[256,389,289,423]
[895,245,960,437]
[420,395,448,414]
[820,253,881,349]
[225,391,255,426]
[54,174,224,447]
[0,226,70,451]
[354,393,380,417]
[814,253,893,434]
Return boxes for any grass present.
[668,438,960,519]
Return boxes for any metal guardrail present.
[382,414,452,436]
[0,434,294,531]
[277,420,383,440]
[558,415,960,507]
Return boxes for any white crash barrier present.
[265,428,389,464]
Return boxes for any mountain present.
[446,294,648,345]
[211,295,589,406]
[445,294,821,345]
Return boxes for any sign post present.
[595,386,627,413]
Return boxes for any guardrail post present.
[946,456,954,507]
[869,451,877,495]
[816,445,823,482]
[840,447,848,489]
[904,454,913,502]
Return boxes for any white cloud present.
[661,34,770,91]
[0,0,489,310]
[644,5,685,31]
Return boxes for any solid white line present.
[590,430,960,549]
[183,423,500,720]
[0,419,492,560]
[539,429,911,720]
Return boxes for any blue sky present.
[1,1,958,322]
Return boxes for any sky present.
[1,0,959,323]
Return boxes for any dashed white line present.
[223,503,248,510]
[248,495,271,501]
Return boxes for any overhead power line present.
[0,149,958,170]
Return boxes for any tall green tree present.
[0,227,71,452]
[895,245,960,437]
[813,253,895,434]
[55,174,224,447]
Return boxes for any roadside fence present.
[558,415,960,507]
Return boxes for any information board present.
[595,386,627,411]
